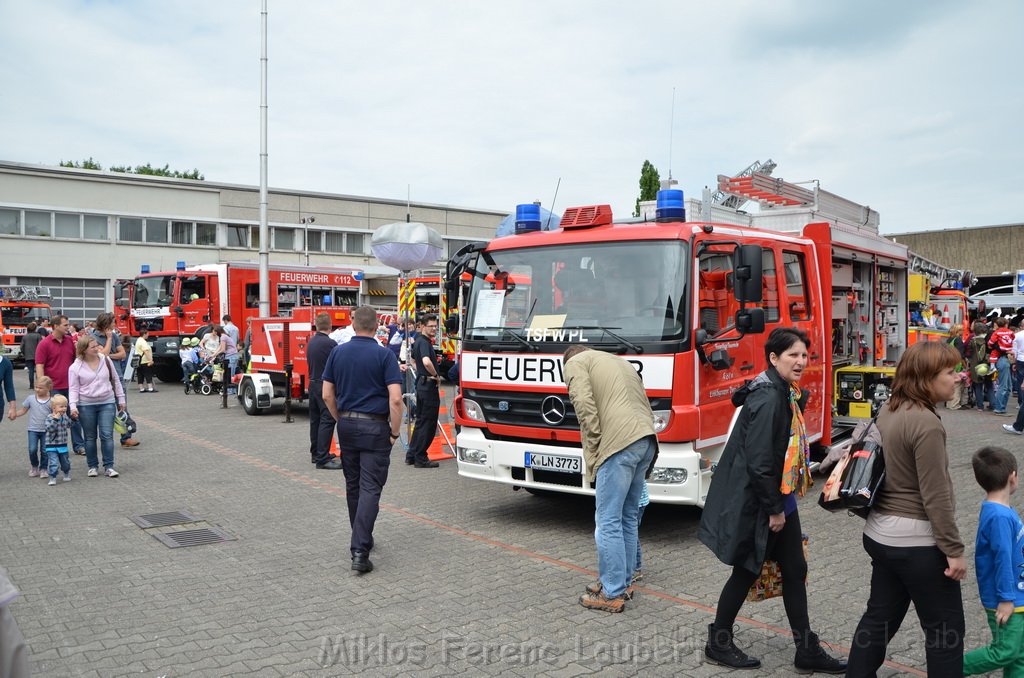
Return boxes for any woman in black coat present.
[697,327,845,673]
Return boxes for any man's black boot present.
[351,551,373,573]
[704,623,760,670]
[793,631,847,675]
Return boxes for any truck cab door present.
[177,274,215,335]
[780,249,826,440]
[113,280,134,335]
[694,246,760,442]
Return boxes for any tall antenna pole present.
[258,0,270,317]
[667,87,675,181]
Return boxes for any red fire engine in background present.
[114,262,362,382]
[0,286,53,360]
[398,272,459,375]
[445,174,968,506]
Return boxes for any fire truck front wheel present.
[154,363,183,384]
[240,381,262,416]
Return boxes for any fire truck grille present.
[134,317,164,332]
[463,389,578,430]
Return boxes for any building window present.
[119,217,143,242]
[55,213,80,239]
[171,221,192,245]
[324,231,345,253]
[0,208,18,235]
[307,230,322,252]
[250,226,260,250]
[25,211,51,237]
[346,233,364,254]
[227,225,248,247]
[273,228,294,251]
[84,215,108,240]
[145,219,168,243]
[196,222,216,246]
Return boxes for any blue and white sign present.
[1016,269,1024,294]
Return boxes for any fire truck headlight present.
[652,410,671,433]
[462,398,486,423]
[648,467,688,484]
[457,447,488,465]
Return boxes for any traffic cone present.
[940,304,951,327]
[329,432,342,459]
[427,387,455,461]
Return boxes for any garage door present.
[1,276,109,327]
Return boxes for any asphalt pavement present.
[1,365,1021,677]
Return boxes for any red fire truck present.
[114,262,362,382]
[398,272,459,375]
[237,306,354,415]
[0,286,53,360]
[445,175,945,506]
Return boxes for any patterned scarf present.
[780,384,813,496]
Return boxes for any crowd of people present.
[2,313,141,481]
[5,306,1021,674]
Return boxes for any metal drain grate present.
[130,511,203,528]
[152,527,236,549]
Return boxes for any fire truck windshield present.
[464,240,688,344]
[133,275,175,309]
[1,304,52,326]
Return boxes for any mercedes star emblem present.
[540,395,567,425]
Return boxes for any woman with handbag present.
[846,340,966,677]
[68,336,125,478]
[698,327,846,673]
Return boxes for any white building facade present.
[0,160,503,324]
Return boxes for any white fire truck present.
[446,173,954,506]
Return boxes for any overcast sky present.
[1,0,1020,234]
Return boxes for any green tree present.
[59,159,204,180]
[633,160,661,217]
[60,157,103,170]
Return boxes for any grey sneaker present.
[105,468,119,478]
[1002,424,1023,435]
[48,477,57,486]
[63,473,71,482]
[87,468,98,477]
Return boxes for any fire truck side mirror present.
[115,298,128,308]
[735,307,765,335]
[444,315,460,335]
[732,245,763,303]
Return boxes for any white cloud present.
[0,0,1020,232]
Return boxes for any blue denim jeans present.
[594,436,656,598]
[635,503,647,574]
[46,450,71,478]
[28,430,46,469]
[79,402,116,470]
[994,356,1012,412]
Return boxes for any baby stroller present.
[186,359,226,396]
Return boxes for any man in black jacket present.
[307,313,340,469]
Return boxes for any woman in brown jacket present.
[846,340,967,677]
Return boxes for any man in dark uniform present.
[322,306,403,573]
[307,312,340,469]
[406,314,441,468]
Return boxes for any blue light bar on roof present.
[656,189,685,221]
[514,203,542,234]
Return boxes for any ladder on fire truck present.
[710,159,777,209]
[0,285,52,301]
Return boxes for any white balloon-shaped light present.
[371,221,444,272]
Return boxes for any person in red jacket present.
[988,317,1015,414]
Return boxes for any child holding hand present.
[43,394,73,486]
[11,376,53,478]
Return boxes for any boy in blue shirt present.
[964,446,1024,676]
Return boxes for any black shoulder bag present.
[818,415,885,518]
